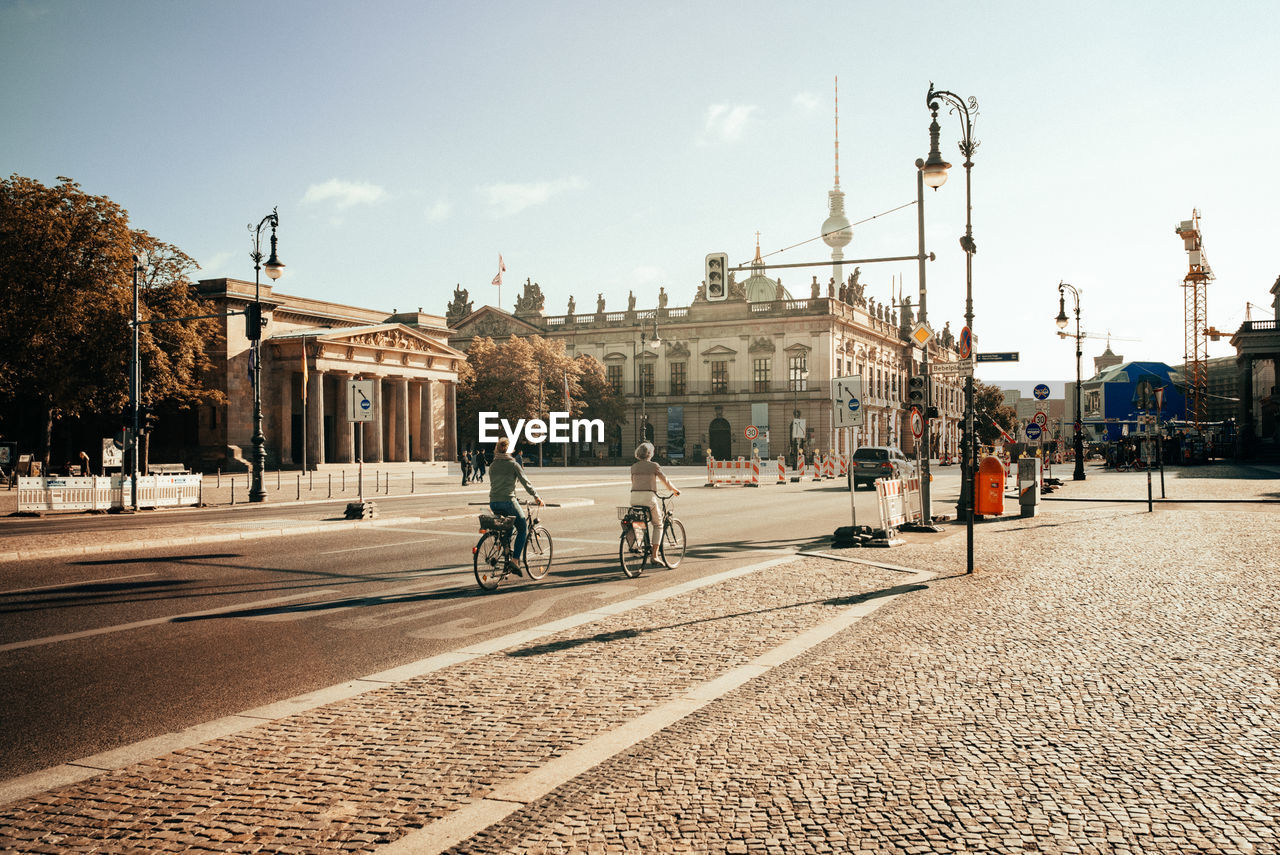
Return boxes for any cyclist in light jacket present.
[488,438,542,574]
[630,442,680,564]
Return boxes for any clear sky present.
[3,0,1275,388]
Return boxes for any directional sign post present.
[975,352,1020,363]
[930,359,973,377]
[347,379,376,507]
[831,375,863,530]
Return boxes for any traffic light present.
[245,302,263,340]
[907,374,925,407]
[704,252,728,302]
[139,406,158,434]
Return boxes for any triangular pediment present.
[700,344,738,357]
[451,305,545,339]
[310,324,467,360]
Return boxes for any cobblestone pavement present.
[1,467,1277,853]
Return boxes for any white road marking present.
[0,572,158,597]
[0,590,339,653]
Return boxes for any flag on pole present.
[491,254,505,286]
[301,340,308,404]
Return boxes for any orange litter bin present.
[975,455,1005,516]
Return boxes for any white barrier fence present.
[875,475,925,532]
[18,474,202,512]
[705,454,760,486]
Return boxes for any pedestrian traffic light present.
[704,252,728,302]
[139,406,158,434]
[907,374,926,406]
[245,302,263,340]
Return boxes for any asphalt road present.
[0,467,967,780]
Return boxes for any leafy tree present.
[973,380,1018,446]
[0,175,222,465]
[456,335,623,455]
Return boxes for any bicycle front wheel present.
[473,532,504,591]
[524,525,553,580]
[659,518,686,568]
[619,528,647,578]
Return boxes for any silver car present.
[851,445,916,489]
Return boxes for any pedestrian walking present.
[473,448,487,483]
[461,451,472,485]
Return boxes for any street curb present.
[0,499,596,564]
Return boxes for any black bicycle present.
[473,500,554,591]
[618,492,685,578]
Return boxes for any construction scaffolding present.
[1175,211,1213,428]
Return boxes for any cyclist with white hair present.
[629,442,680,564]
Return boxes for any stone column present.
[408,382,422,461]
[280,375,294,465]
[394,378,410,462]
[422,379,436,461]
[306,367,325,468]
[363,378,383,463]
[334,375,354,463]
[445,380,458,460]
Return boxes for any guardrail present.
[18,474,202,512]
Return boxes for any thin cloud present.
[477,176,586,218]
[425,198,452,223]
[793,91,820,113]
[301,179,387,210]
[699,104,758,145]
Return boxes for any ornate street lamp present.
[636,312,660,446]
[248,209,284,502]
[1056,281,1086,480]
[925,82,979,573]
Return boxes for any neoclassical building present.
[188,278,463,471]
[446,253,966,464]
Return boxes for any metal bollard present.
[328,473,332,498]
[231,479,236,505]
[309,470,313,491]
[217,468,221,488]
[411,471,415,493]
[277,469,281,489]
[296,474,301,500]
[343,470,346,491]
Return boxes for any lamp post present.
[635,312,660,447]
[129,254,143,511]
[921,82,979,573]
[248,209,285,502]
[791,362,809,468]
[1056,281,1086,480]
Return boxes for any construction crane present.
[1176,211,1212,428]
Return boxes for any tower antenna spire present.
[834,75,840,188]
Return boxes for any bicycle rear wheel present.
[659,518,686,568]
[619,528,647,578]
[473,532,505,591]
[524,525,553,580]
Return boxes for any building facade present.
[189,278,463,472]
[447,268,966,464]
[1230,275,1280,457]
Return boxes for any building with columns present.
[189,278,463,472]
[447,267,966,464]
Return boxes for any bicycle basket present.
[619,506,650,523]
[479,514,515,531]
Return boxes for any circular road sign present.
[958,326,972,359]
[1034,411,1048,428]
[848,397,860,413]
[1033,383,1050,400]
[1025,422,1043,440]
[911,409,924,439]
[360,398,372,410]
[744,425,758,439]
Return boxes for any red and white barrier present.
[705,454,759,486]
[876,475,926,534]
[776,456,786,484]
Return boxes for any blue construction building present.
[1079,361,1187,443]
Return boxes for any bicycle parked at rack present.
[618,492,685,577]
[473,500,555,591]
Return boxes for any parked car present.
[851,445,916,489]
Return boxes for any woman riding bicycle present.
[488,438,543,574]
[629,442,680,564]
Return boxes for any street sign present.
[1025,422,1043,441]
[744,425,758,439]
[929,359,973,376]
[831,375,865,428]
[975,352,1019,363]
[1034,411,1048,428]
[958,326,972,359]
[1033,383,1050,400]
[101,437,122,469]
[348,379,376,422]
[911,409,924,439]
[910,323,934,349]
[1133,379,1155,411]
